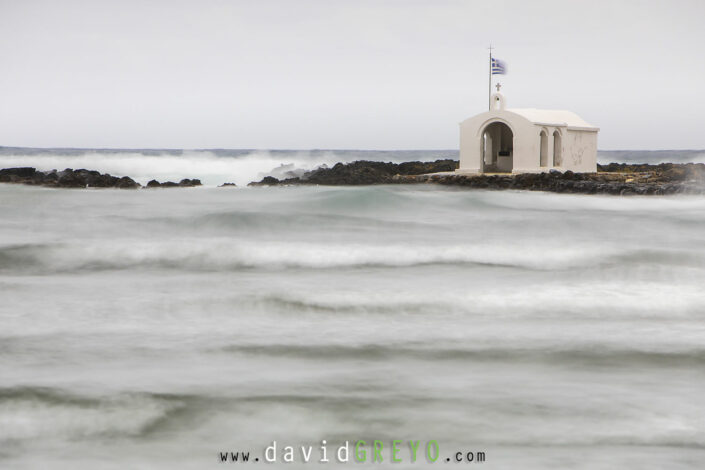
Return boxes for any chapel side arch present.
[552,130,563,167]
[480,121,514,173]
[539,129,549,167]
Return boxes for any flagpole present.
[488,44,493,110]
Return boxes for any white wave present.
[0,150,344,187]
[250,279,705,319]
[0,393,178,441]
[10,238,636,272]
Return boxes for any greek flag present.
[491,57,506,75]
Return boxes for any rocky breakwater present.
[0,167,140,189]
[249,160,705,196]
[410,163,705,195]
[248,159,458,186]
[0,167,204,189]
[145,178,202,188]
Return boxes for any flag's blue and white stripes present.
[491,57,506,75]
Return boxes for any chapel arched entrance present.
[481,122,514,173]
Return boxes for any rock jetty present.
[248,159,457,186]
[0,167,140,189]
[0,167,203,189]
[248,161,705,196]
[146,178,202,188]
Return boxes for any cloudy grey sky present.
[1,0,703,150]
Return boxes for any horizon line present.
[1,145,703,153]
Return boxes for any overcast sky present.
[1,0,703,150]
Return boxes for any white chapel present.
[458,90,599,174]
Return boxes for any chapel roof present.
[506,108,598,130]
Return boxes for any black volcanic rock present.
[417,164,705,195]
[179,178,202,187]
[248,176,282,187]
[115,176,140,189]
[0,167,36,179]
[248,159,458,186]
[1,167,140,189]
[145,178,201,188]
[597,162,705,183]
[246,160,705,196]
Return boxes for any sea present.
[1,148,705,469]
